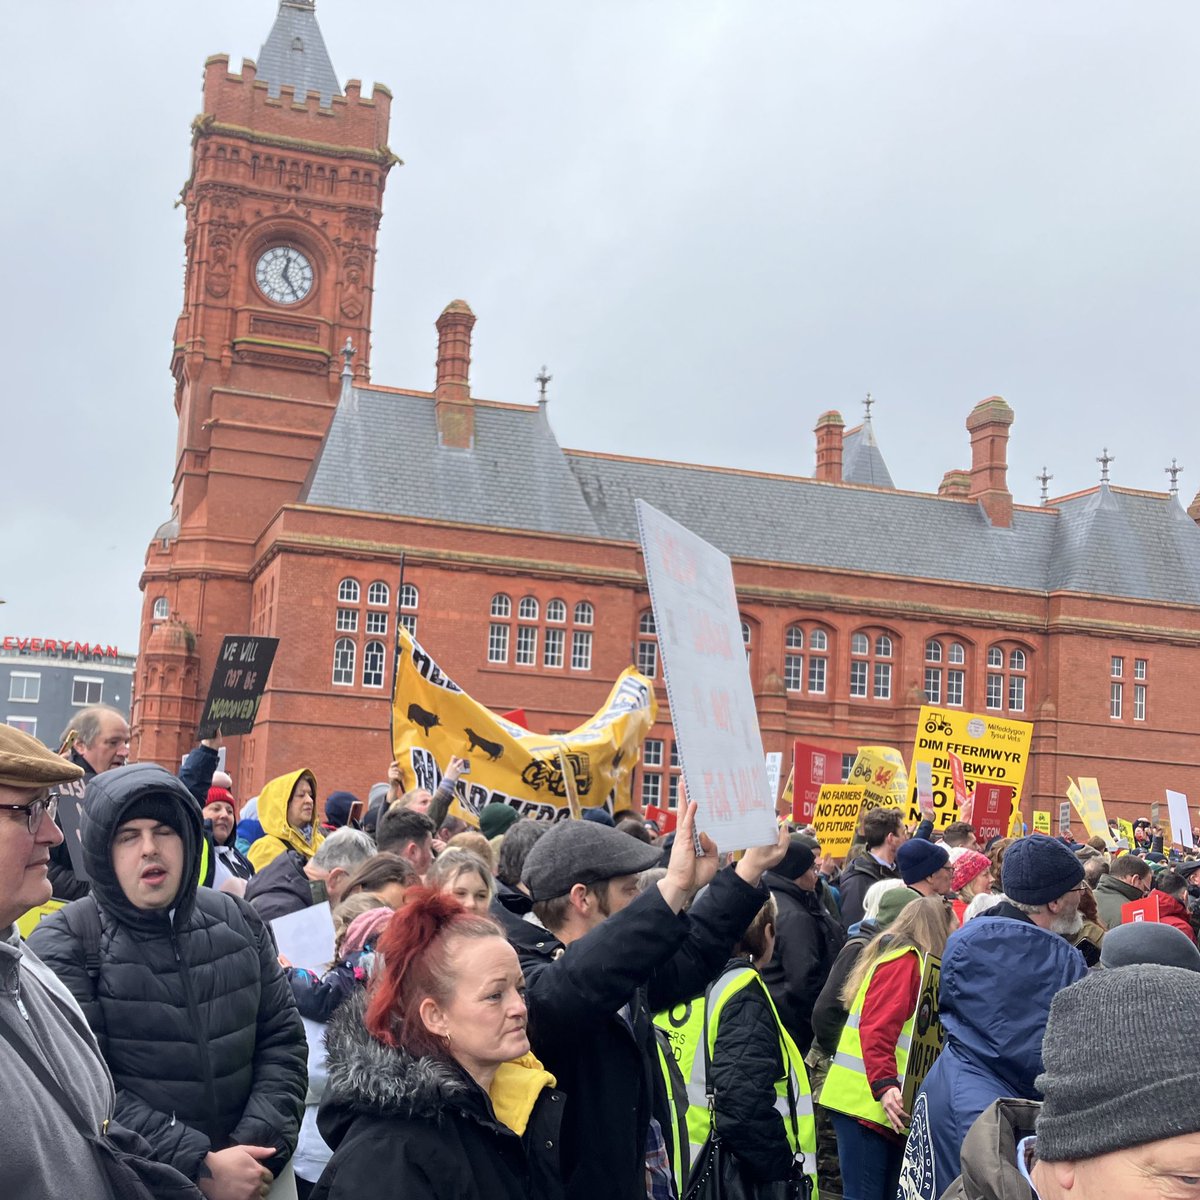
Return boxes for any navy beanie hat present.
[323,791,359,827]
[1002,833,1085,905]
[896,838,949,885]
[776,839,816,881]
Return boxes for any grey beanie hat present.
[1099,922,1200,973]
[1001,833,1084,905]
[1035,964,1200,1160]
[521,819,663,901]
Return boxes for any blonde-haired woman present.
[820,896,955,1200]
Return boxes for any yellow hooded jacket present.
[247,767,324,871]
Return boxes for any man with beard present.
[990,835,1089,944]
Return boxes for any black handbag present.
[2,1017,204,1200]
[682,978,814,1200]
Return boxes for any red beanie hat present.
[951,849,991,893]
[206,785,238,817]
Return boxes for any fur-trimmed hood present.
[319,989,483,1153]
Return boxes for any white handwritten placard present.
[636,500,777,852]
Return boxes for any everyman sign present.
[907,706,1033,830]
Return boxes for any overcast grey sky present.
[3,2,1197,651]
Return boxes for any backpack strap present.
[62,893,103,986]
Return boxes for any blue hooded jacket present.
[897,915,1087,1200]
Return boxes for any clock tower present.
[134,0,398,768]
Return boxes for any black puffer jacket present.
[28,764,307,1182]
[760,872,845,1054]
[314,992,565,1200]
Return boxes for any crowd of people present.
[2,703,1199,1200]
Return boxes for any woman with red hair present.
[311,888,565,1199]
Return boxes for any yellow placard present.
[1069,777,1116,848]
[1116,817,1136,850]
[16,899,64,939]
[1032,810,1052,835]
[908,707,1033,829]
[392,628,656,821]
[810,784,867,858]
[901,955,944,1116]
[848,746,908,815]
[779,767,794,817]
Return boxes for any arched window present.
[152,597,169,621]
[332,638,356,686]
[518,597,539,620]
[925,635,969,707]
[810,629,828,652]
[367,581,390,607]
[400,583,418,609]
[786,627,804,650]
[784,626,804,691]
[337,578,360,604]
[362,640,386,688]
[491,594,512,619]
[637,611,658,679]
[547,599,566,623]
[851,629,895,701]
[574,601,594,626]
[784,623,831,695]
[987,643,1030,713]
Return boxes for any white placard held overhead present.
[764,752,784,808]
[636,500,777,852]
[1166,790,1194,849]
[271,901,336,972]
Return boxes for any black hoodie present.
[315,991,566,1200]
[28,764,307,1182]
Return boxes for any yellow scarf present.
[489,1052,556,1135]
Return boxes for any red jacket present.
[1152,891,1197,944]
[859,950,922,1100]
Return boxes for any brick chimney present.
[435,300,476,449]
[938,469,971,498]
[814,410,845,482]
[966,396,1015,527]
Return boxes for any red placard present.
[1122,895,1163,925]
[644,805,678,835]
[972,783,1015,845]
[792,741,834,826]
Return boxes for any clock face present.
[255,246,314,305]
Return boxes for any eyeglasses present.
[0,795,58,834]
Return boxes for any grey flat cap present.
[522,819,664,901]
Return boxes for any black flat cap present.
[521,819,664,901]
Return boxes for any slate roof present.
[842,421,896,488]
[257,1,341,108]
[299,385,1200,606]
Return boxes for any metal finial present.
[863,392,875,421]
[535,365,552,405]
[1097,448,1114,484]
[341,337,354,377]
[1166,458,1183,498]
[1036,467,1053,505]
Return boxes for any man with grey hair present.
[988,834,1102,965]
[245,827,376,922]
[49,705,132,901]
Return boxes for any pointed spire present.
[1037,467,1053,506]
[536,365,552,407]
[1166,458,1183,499]
[257,1,341,108]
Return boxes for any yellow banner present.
[1069,776,1116,847]
[1116,817,1136,850]
[1032,810,1052,835]
[848,746,908,815]
[17,899,64,939]
[908,707,1033,829]
[392,628,657,821]
[811,785,867,858]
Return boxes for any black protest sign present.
[198,636,280,738]
[52,776,90,881]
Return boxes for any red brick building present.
[135,2,1200,824]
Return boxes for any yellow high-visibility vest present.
[819,943,922,1129]
[655,964,818,1197]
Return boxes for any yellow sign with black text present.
[907,707,1033,829]
[848,746,909,815]
[392,628,657,821]
[811,785,867,858]
[902,954,944,1115]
